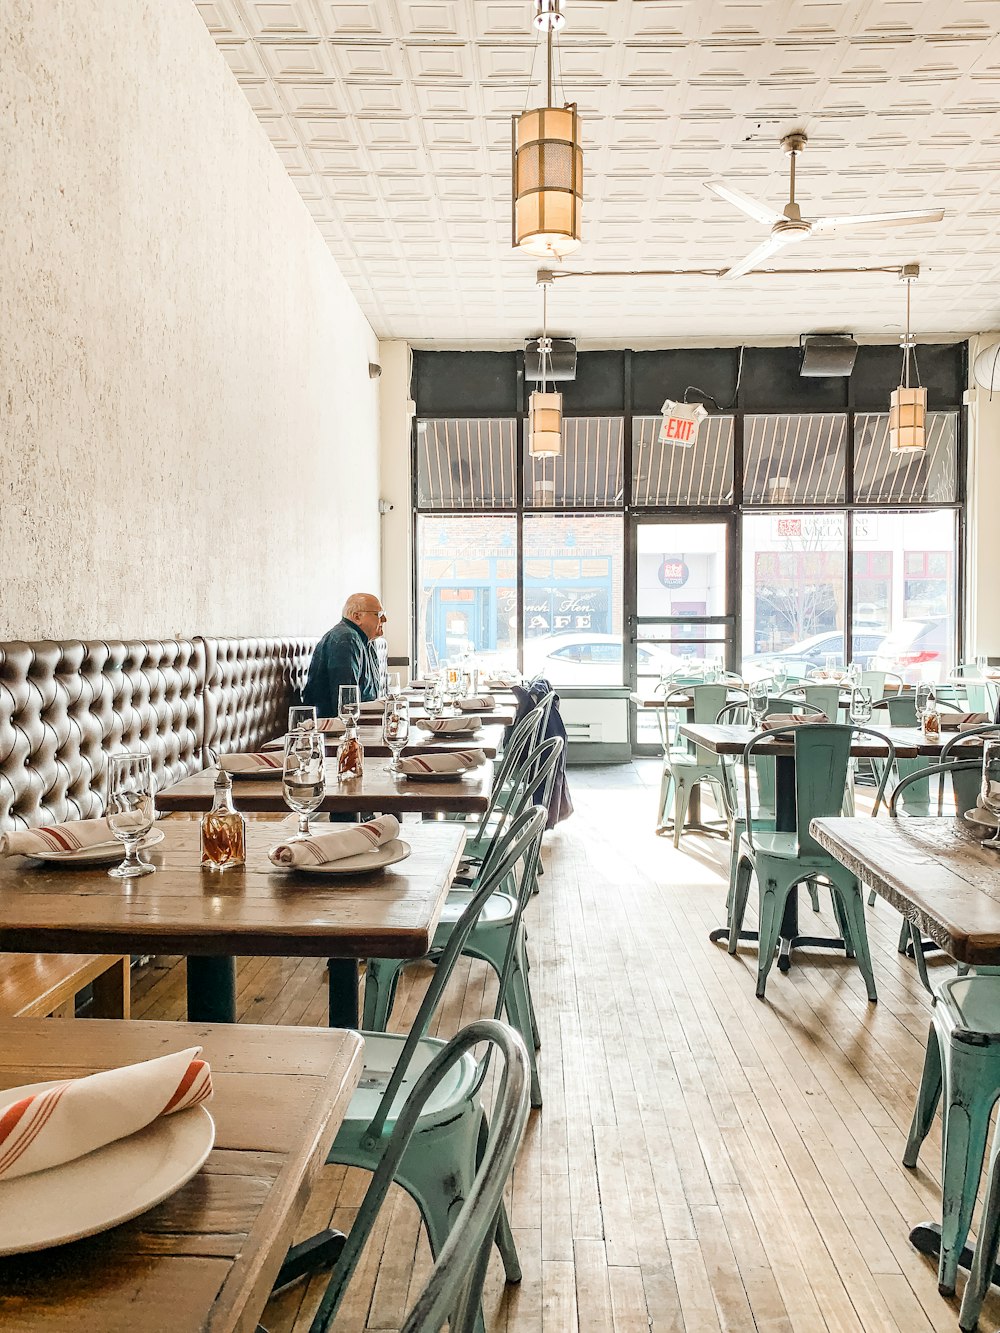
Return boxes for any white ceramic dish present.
[964,807,1000,832]
[401,769,474,783]
[283,838,411,876]
[0,1090,214,1255]
[226,765,285,781]
[30,828,165,867]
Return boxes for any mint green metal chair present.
[362,740,563,1108]
[657,684,732,845]
[326,805,546,1328]
[307,1019,530,1333]
[729,723,893,1000]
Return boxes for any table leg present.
[186,956,236,1023]
[328,959,360,1028]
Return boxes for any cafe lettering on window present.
[525,587,609,633]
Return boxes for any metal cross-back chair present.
[729,723,894,1000]
[437,694,551,828]
[779,682,843,721]
[324,805,546,1333]
[302,1019,530,1333]
[951,663,1000,718]
[884,757,1000,1308]
[363,741,563,1108]
[656,683,735,845]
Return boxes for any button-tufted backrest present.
[200,637,316,761]
[0,639,205,831]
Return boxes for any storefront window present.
[416,515,517,673]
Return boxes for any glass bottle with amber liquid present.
[337,719,364,781]
[201,768,246,869]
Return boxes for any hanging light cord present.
[541,283,550,394]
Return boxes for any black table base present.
[273,1230,346,1291]
[909,1221,1000,1294]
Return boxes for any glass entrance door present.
[630,517,736,750]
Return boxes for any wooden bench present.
[0,954,130,1019]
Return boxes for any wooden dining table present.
[0,1017,363,1332]
[361,701,515,727]
[156,756,495,816]
[0,820,466,1029]
[811,814,1000,1281]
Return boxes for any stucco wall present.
[0,0,380,639]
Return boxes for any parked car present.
[871,619,950,682]
[743,627,887,676]
[522,632,678,686]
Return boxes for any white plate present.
[283,838,411,876]
[964,807,1000,831]
[0,1087,214,1255]
[401,769,475,782]
[29,828,165,867]
[226,765,285,781]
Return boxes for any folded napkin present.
[417,716,481,734]
[941,712,990,731]
[0,817,118,858]
[220,752,282,775]
[456,695,495,712]
[316,717,347,734]
[396,750,486,775]
[0,1047,212,1182]
[269,814,401,868]
[360,700,386,714]
[760,712,829,731]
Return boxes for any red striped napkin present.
[417,716,481,734]
[269,814,401,868]
[0,818,118,858]
[396,750,486,775]
[0,1047,212,1182]
[456,695,496,712]
[761,712,828,731]
[219,752,283,775]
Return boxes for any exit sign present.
[658,399,707,449]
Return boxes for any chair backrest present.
[742,724,895,855]
[471,731,560,846]
[941,725,1000,763]
[889,758,983,819]
[661,684,729,760]
[312,1019,530,1333]
[786,684,841,720]
[879,692,918,726]
[490,706,545,799]
[360,805,547,1150]
[859,670,886,697]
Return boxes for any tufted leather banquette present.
[200,637,317,761]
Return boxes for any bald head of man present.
[343,592,386,640]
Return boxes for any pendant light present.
[529,279,562,458]
[889,272,926,453]
[512,0,583,260]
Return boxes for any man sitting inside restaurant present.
[303,592,385,716]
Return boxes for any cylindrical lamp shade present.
[888,385,927,453]
[512,105,583,260]
[529,390,562,457]
[974,343,1000,392]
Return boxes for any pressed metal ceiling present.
[196,1,1000,344]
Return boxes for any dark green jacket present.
[303,619,380,717]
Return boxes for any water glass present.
[288,704,317,734]
[977,655,989,678]
[981,740,1000,842]
[386,671,402,699]
[823,652,839,676]
[425,683,444,718]
[383,698,410,773]
[771,661,788,692]
[282,731,326,839]
[107,752,156,878]
[915,683,934,716]
[338,684,360,727]
[846,662,861,688]
[850,686,873,725]
[749,681,769,727]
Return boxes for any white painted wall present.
[0,0,380,640]
[377,339,413,665]
[967,332,1000,657]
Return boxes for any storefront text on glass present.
[525,588,609,635]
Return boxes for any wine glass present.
[915,683,933,718]
[850,686,873,725]
[288,704,317,734]
[771,661,788,693]
[338,685,360,727]
[981,740,1000,845]
[425,682,444,718]
[107,752,156,879]
[977,655,989,678]
[383,698,410,774]
[386,671,401,699]
[749,680,769,728]
[823,652,839,677]
[846,661,861,688]
[282,731,326,839]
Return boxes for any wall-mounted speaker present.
[799,334,858,378]
[524,338,577,381]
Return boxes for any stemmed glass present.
[282,731,326,839]
[850,686,873,725]
[981,740,1000,846]
[771,661,788,693]
[288,705,317,734]
[977,655,989,678]
[383,698,410,774]
[425,682,444,718]
[915,682,933,716]
[386,672,402,700]
[749,680,769,728]
[107,753,156,879]
[338,685,360,728]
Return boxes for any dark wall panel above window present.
[740,347,848,412]
[555,351,626,414]
[412,351,518,417]
[851,342,965,410]
[631,349,740,416]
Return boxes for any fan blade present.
[721,229,807,281]
[811,207,944,234]
[705,179,783,227]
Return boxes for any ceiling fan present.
[706,132,945,281]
